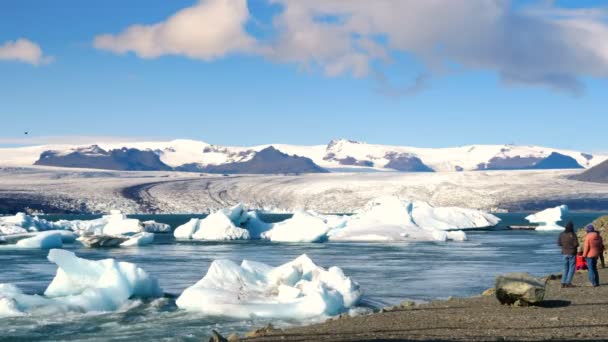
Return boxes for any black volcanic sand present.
[242,269,608,341]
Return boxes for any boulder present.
[208,330,228,342]
[77,235,129,248]
[482,288,496,296]
[495,273,546,306]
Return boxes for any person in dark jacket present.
[558,221,579,288]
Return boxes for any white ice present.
[0,213,61,235]
[176,254,361,319]
[526,205,569,231]
[327,197,493,242]
[120,232,155,247]
[142,220,171,233]
[15,231,64,249]
[174,204,251,241]
[0,249,163,317]
[261,211,341,243]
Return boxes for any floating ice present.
[176,254,361,319]
[0,249,163,317]
[15,231,64,249]
[326,197,491,242]
[412,201,500,230]
[142,221,171,233]
[526,205,568,231]
[102,211,144,236]
[120,232,155,247]
[261,211,337,243]
[0,213,60,235]
[174,204,251,241]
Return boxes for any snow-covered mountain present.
[0,138,605,173]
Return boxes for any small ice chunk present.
[16,231,63,249]
[142,221,171,233]
[120,232,154,247]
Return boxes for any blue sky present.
[0,0,607,151]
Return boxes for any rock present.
[245,324,278,338]
[399,300,416,308]
[482,288,496,296]
[77,235,129,248]
[495,273,546,306]
[227,333,239,341]
[209,330,228,342]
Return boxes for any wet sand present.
[242,268,608,341]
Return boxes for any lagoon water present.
[1,212,605,341]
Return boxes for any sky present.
[0,0,607,151]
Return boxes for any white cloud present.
[93,0,608,94]
[94,0,256,60]
[0,38,53,66]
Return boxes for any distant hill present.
[34,145,172,171]
[571,159,608,183]
[176,146,328,174]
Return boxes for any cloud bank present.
[0,38,53,66]
[94,0,256,60]
[93,0,608,94]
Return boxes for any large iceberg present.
[175,199,498,243]
[261,211,342,243]
[15,231,64,249]
[526,205,569,231]
[327,197,499,242]
[58,210,143,236]
[0,249,163,317]
[174,204,253,241]
[176,254,361,319]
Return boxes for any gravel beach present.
[241,268,608,341]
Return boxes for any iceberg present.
[526,205,569,231]
[176,254,361,319]
[174,204,251,241]
[142,220,171,233]
[0,213,61,234]
[411,201,500,230]
[0,249,163,317]
[261,211,337,243]
[102,211,144,236]
[326,197,491,242]
[120,232,155,247]
[15,231,64,249]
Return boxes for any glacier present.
[176,254,362,319]
[526,205,569,231]
[0,249,163,317]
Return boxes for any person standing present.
[583,224,604,287]
[558,221,578,288]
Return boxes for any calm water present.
[0,212,605,341]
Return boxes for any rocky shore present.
[229,268,608,341]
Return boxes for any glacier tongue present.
[0,249,163,317]
[175,254,362,319]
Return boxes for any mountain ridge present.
[1,138,605,174]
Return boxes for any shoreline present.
[237,268,608,341]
